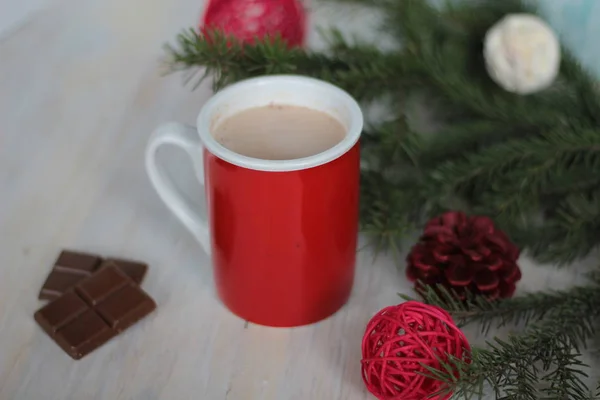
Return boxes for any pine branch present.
[405,280,600,398]
[359,170,421,256]
[418,290,600,399]
[424,334,589,400]
[561,50,600,127]
[542,350,590,400]
[410,282,600,335]
[413,120,535,168]
[361,117,421,167]
[164,29,338,90]
[318,30,422,101]
[427,128,600,201]
[510,191,600,264]
[540,165,600,197]
[165,28,419,101]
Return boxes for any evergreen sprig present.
[164,0,600,398]
[406,281,600,399]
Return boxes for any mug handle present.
[145,122,211,255]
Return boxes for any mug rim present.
[196,75,363,172]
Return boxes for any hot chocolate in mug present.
[145,75,363,327]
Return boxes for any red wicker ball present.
[361,301,471,400]
[201,0,307,47]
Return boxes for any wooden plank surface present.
[0,0,596,398]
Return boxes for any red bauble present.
[407,211,522,300]
[361,301,471,400]
[201,0,307,47]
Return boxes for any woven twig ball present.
[361,301,471,400]
[201,0,307,47]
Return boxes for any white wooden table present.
[0,0,593,399]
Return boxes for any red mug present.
[145,75,363,327]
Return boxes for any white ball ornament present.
[484,14,561,95]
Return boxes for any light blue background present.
[539,0,600,76]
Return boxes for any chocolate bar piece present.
[101,259,148,287]
[35,265,156,359]
[39,251,148,300]
[38,251,103,300]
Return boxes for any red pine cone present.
[201,0,306,48]
[406,211,522,300]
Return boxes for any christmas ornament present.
[361,301,470,400]
[201,0,306,47]
[406,211,522,300]
[484,13,560,95]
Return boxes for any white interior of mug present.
[197,75,363,172]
